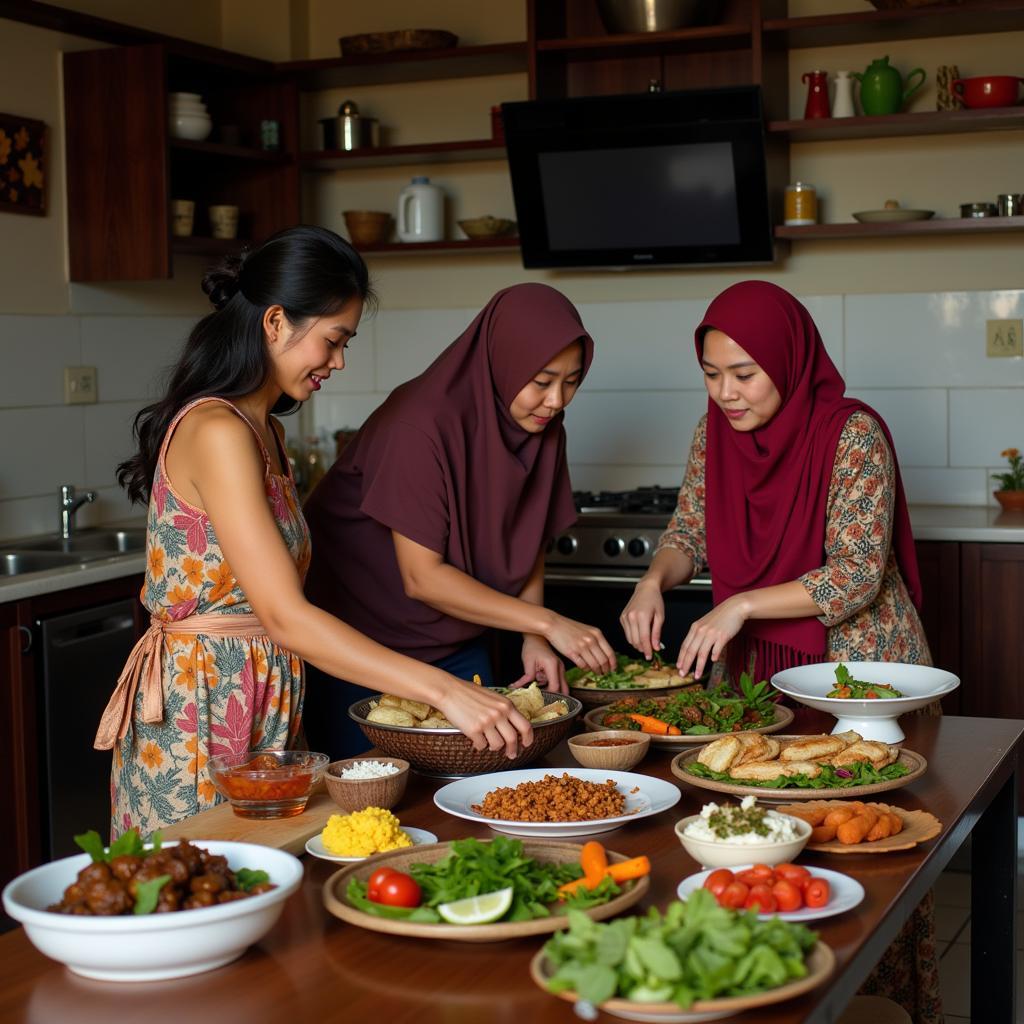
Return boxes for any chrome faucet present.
[59,484,96,539]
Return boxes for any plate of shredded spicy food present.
[433,769,681,837]
[584,673,793,749]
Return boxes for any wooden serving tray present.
[322,840,649,942]
[776,800,942,853]
[162,788,337,854]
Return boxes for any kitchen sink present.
[24,528,147,555]
[0,551,83,577]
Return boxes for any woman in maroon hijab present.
[621,280,940,1023]
[303,283,615,757]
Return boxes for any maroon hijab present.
[303,283,593,662]
[696,281,922,681]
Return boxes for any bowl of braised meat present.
[1,830,303,981]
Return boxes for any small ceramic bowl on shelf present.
[567,730,650,771]
[324,756,410,813]
[208,750,328,819]
[457,216,515,239]
[170,114,213,141]
[343,210,392,247]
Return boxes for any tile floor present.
[933,818,1024,1023]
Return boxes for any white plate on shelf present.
[676,864,864,923]
[433,768,681,838]
[305,826,438,863]
[852,209,934,223]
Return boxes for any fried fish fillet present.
[830,740,900,770]
[779,734,851,763]
[696,735,741,773]
[729,760,823,781]
[833,730,863,746]
[731,733,772,767]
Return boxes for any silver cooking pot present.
[319,99,380,151]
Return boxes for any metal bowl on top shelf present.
[596,0,721,34]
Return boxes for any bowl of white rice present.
[325,756,410,813]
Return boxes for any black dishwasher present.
[38,600,137,858]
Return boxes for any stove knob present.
[627,536,650,558]
[556,535,578,556]
[603,537,624,557]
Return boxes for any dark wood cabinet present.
[0,576,144,893]
[914,540,962,714]
[63,44,299,282]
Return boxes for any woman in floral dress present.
[620,280,941,1023]
[96,226,534,838]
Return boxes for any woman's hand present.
[675,595,749,679]
[512,634,568,694]
[620,577,666,660]
[436,680,534,758]
[544,614,616,675]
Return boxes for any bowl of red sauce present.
[208,750,329,819]
[567,730,650,771]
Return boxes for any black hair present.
[117,225,374,504]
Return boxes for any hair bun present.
[202,252,247,311]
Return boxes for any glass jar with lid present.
[784,182,818,226]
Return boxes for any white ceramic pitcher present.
[832,70,856,117]
[397,176,445,243]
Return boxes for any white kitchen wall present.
[309,288,1024,508]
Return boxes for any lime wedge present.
[437,886,514,925]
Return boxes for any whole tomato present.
[367,867,397,901]
[703,869,735,898]
[771,878,803,912]
[745,883,777,914]
[719,880,749,909]
[736,865,775,887]
[373,870,422,908]
[774,863,811,891]
[804,877,831,909]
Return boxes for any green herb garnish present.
[687,760,910,789]
[133,873,171,915]
[236,868,270,893]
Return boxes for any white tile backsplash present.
[0,294,1019,542]
[0,316,81,408]
[80,316,189,401]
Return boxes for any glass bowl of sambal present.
[208,750,329,819]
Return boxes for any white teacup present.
[209,204,239,240]
[171,199,194,237]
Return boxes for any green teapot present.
[853,57,926,115]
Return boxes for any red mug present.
[802,70,831,119]
[951,75,1024,109]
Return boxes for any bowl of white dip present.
[674,796,811,868]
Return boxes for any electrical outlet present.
[986,320,1024,358]
[64,365,98,404]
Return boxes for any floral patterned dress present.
[110,397,311,838]
[656,410,942,1024]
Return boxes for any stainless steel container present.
[318,99,380,151]
[997,194,1023,217]
[596,0,717,34]
[960,202,998,218]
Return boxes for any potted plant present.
[992,447,1024,512]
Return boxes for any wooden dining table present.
[0,713,1019,1024]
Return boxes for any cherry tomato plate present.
[676,863,864,923]
[305,827,438,863]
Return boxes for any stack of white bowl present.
[169,92,212,141]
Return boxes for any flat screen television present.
[502,87,779,270]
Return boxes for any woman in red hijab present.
[621,280,940,1023]
[303,283,615,757]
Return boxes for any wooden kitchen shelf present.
[300,139,506,171]
[279,42,528,91]
[769,106,1024,143]
[169,138,291,162]
[775,217,1024,241]
[763,1,1024,49]
[355,237,520,257]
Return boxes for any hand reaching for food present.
[544,613,616,675]
[619,578,665,660]
[513,634,568,693]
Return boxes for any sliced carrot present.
[627,713,681,736]
[811,824,838,843]
[606,856,651,883]
[824,808,855,828]
[556,877,594,898]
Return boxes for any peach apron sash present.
[94,612,266,750]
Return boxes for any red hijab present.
[696,281,922,681]
[303,283,592,662]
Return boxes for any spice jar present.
[784,182,818,226]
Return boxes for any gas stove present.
[546,486,682,575]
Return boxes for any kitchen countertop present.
[2,505,1022,606]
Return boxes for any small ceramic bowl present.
[568,730,650,771]
[674,813,811,869]
[342,210,392,247]
[457,216,515,239]
[325,756,410,813]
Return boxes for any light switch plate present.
[64,365,98,404]
[986,320,1024,358]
